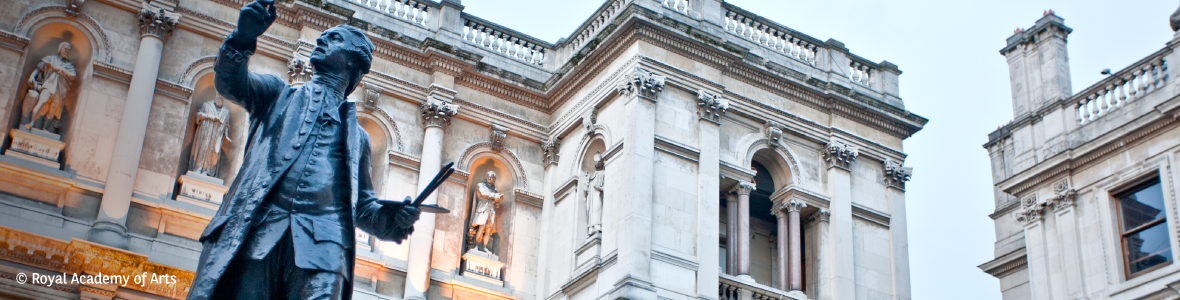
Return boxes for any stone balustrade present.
[1076,54,1169,125]
[718,274,805,300]
[462,17,550,66]
[850,60,872,86]
[724,8,818,66]
[355,0,431,27]
[661,0,690,14]
[567,0,632,53]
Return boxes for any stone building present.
[0,0,925,299]
[979,10,1180,300]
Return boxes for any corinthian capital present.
[541,138,560,167]
[1050,181,1077,211]
[616,67,666,99]
[138,2,180,40]
[730,181,755,196]
[696,90,730,124]
[884,158,912,190]
[421,97,460,129]
[1015,195,1044,225]
[288,57,313,86]
[785,199,806,213]
[823,138,859,170]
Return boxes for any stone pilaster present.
[696,92,723,299]
[1050,182,1083,298]
[823,137,856,298]
[1017,194,1052,300]
[89,2,179,249]
[886,159,913,299]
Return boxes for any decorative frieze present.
[884,158,913,190]
[1015,194,1044,225]
[138,2,180,40]
[765,121,786,147]
[490,124,509,150]
[823,138,859,170]
[696,90,730,124]
[616,67,666,98]
[420,97,460,129]
[541,138,560,167]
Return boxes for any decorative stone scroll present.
[490,124,509,150]
[138,2,180,39]
[1015,194,1044,225]
[765,121,786,147]
[541,138,560,167]
[696,90,730,124]
[616,67,666,98]
[823,138,859,170]
[420,97,459,129]
[884,158,913,190]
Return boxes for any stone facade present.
[0,0,924,299]
[980,11,1180,300]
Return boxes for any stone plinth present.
[3,128,65,169]
[462,250,504,285]
[176,171,228,210]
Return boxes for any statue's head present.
[593,151,603,170]
[485,171,497,185]
[214,95,225,106]
[58,42,73,59]
[310,25,373,93]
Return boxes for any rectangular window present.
[1115,176,1173,278]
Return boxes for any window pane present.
[1125,222,1173,274]
[1120,179,1166,230]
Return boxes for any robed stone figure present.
[188,1,422,299]
[469,171,503,253]
[584,152,604,236]
[21,42,76,131]
[189,96,231,177]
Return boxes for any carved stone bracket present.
[823,138,859,170]
[490,124,509,150]
[138,2,180,40]
[696,90,730,124]
[66,0,86,17]
[766,121,786,147]
[616,67,666,99]
[1050,181,1077,211]
[1015,194,1044,225]
[541,138,560,167]
[730,181,755,196]
[884,158,913,190]
[362,85,382,108]
[583,109,598,135]
[421,97,460,129]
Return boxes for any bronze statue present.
[188,96,231,177]
[21,42,76,132]
[469,171,503,253]
[187,0,430,299]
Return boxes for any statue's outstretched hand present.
[232,0,277,47]
[379,199,421,231]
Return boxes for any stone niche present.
[459,156,516,285]
[173,74,247,210]
[2,23,93,171]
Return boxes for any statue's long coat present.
[185,44,403,300]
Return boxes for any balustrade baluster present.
[1117,80,1128,105]
[1077,101,1087,124]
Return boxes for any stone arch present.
[571,125,611,177]
[357,106,404,152]
[742,138,802,189]
[15,6,112,63]
[458,142,528,190]
[179,56,217,86]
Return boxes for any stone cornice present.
[0,29,30,52]
[979,247,1028,279]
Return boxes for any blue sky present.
[460,0,1178,298]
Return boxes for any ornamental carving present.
[490,124,509,150]
[1015,194,1044,225]
[785,199,806,213]
[66,0,85,17]
[808,209,831,223]
[616,67,666,98]
[766,120,786,147]
[696,90,730,123]
[823,138,859,170]
[884,158,913,189]
[287,56,313,85]
[583,109,598,135]
[138,2,180,39]
[1050,181,1077,211]
[362,85,382,108]
[421,97,459,129]
[730,181,755,196]
[541,138,560,167]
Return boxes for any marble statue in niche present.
[584,151,604,236]
[468,171,504,254]
[20,42,76,132]
[189,96,232,177]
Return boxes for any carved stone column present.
[90,2,179,249]
[774,208,788,290]
[403,95,458,300]
[730,181,755,281]
[822,137,858,298]
[726,189,739,275]
[786,199,805,291]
